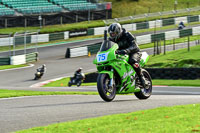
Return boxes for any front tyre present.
[68,82,72,87]
[97,74,116,102]
[134,69,152,99]
[77,80,82,87]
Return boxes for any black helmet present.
[108,23,122,41]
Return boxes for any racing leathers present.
[109,28,146,87]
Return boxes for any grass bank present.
[146,44,200,68]
[105,0,200,18]
[17,104,200,133]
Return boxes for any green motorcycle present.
[93,40,152,102]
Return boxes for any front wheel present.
[68,81,72,87]
[97,74,116,102]
[77,80,82,87]
[134,69,152,99]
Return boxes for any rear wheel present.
[134,69,152,99]
[97,74,116,102]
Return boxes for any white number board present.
[97,52,109,62]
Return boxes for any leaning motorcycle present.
[34,69,44,80]
[68,73,85,87]
[93,39,152,102]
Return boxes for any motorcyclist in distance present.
[74,67,85,80]
[37,64,46,76]
[108,23,147,88]
[178,21,185,30]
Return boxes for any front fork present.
[98,68,114,92]
[109,69,114,88]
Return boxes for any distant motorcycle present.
[34,64,46,80]
[178,25,185,30]
[68,73,85,87]
[178,22,185,30]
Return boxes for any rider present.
[108,23,147,88]
[178,21,185,30]
[74,67,85,80]
[37,64,46,76]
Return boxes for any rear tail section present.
[140,52,149,67]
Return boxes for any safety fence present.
[0,52,38,65]
[65,26,200,58]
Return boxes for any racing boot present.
[138,74,147,88]
[133,64,147,88]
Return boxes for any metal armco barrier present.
[0,57,10,65]
[26,52,38,63]
[0,52,38,65]
[146,68,200,79]
[83,68,200,83]
[65,40,102,58]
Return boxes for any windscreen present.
[99,40,115,52]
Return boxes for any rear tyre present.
[134,69,152,99]
[97,74,116,102]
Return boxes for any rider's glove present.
[116,50,127,55]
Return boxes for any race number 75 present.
[97,53,108,62]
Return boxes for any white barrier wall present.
[10,55,26,65]
[64,31,69,40]
[149,20,162,28]
[122,24,136,31]
[70,47,88,57]
[94,27,105,35]
[165,30,179,40]
[0,37,13,46]
[175,17,188,25]
[31,34,49,43]
[192,26,200,35]
[136,34,151,45]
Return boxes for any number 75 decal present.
[97,52,109,62]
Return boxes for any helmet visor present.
[110,32,117,38]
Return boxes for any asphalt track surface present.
[0,26,200,133]
[1,86,200,133]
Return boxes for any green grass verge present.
[152,79,200,87]
[0,89,97,98]
[16,104,200,133]
[0,64,28,70]
[43,76,200,87]
[146,44,200,68]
